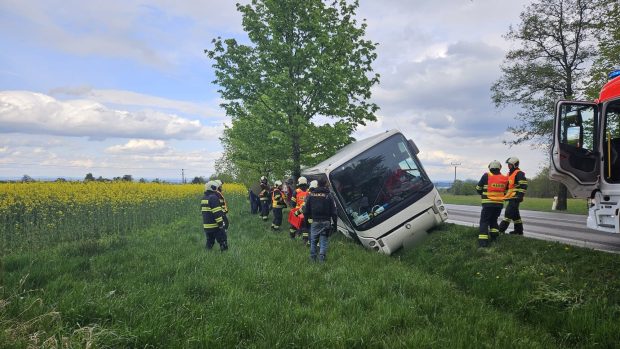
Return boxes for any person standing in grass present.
[271,180,287,231]
[201,180,228,251]
[259,176,271,221]
[214,179,229,234]
[475,160,508,248]
[499,157,528,235]
[304,177,337,262]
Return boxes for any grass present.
[440,194,589,215]
[1,194,619,348]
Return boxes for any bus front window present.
[329,134,432,230]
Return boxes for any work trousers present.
[478,204,502,247]
[272,207,283,229]
[205,228,228,251]
[499,200,523,234]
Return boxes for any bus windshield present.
[329,134,432,230]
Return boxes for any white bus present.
[303,129,448,254]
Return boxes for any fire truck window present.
[560,104,595,152]
[604,101,620,183]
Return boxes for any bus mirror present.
[408,139,420,155]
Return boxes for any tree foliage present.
[491,0,606,210]
[491,0,602,147]
[206,0,379,181]
[585,0,620,99]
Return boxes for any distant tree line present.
[446,167,560,198]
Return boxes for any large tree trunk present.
[556,182,568,210]
[291,129,301,183]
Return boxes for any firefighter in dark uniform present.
[214,179,229,233]
[271,180,287,231]
[304,177,338,262]
[259,176,271,221]
[290,176,309,240]
[476,160,508,247]
[201,181,228,251]
[499,157,528,235]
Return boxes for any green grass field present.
[440,193,589,215]
[2,193,619,348]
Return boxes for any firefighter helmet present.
[506,157,520,167]
[298,176,308,185]
[205,180,218,192]
[214,179,223,187]
[309,180,318,189]
[488,160,502,170]
[274,180,282,186]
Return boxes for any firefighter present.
[271,180,287,231]
[201,181,228,251]
[499,157,528,235]
[304,177,338,262]
[289,176,309,239]
[214,179,229,232]
[259,176,271,221]
[475,160,508,247]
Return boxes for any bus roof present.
[599,75,620,103]
[303,129,402,176]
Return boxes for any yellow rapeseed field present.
[0,181,247,252]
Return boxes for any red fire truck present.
[550,69,620,233]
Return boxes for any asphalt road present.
[445,204,620,253]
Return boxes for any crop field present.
[1,182,619,348]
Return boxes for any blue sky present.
[0,0,546,181]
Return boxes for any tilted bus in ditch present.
[302,129,448,254]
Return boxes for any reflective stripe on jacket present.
[505,169,528,200]
[272,188,287,208]
[201,191,223,231]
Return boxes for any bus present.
[302,129,448,254]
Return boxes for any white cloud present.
[0,91,222,140]
[106,139,170,154]
[48,87,225,119]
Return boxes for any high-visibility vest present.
[483,172,508,204]
[505,169,524,199]
[294,188,308,209]
[272,188,287,208]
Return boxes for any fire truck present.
[550,69,620,234]
[302,129,448,254]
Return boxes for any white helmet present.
[309,180,318,189]
[274,180,282,186]
[506,156,520,167]
[488,160,502,170]
[298,176,307,185]
[214,179,223,187]
[205,180,218,192]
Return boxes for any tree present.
[21,174,35,183]
[206,0,379,181]
[121,174,133,182]
[191,176,206,184]
[585,1,620,99]
[84,173,95,182]
[491,0,602,210]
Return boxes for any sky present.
[0,0,549,182]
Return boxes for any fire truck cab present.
[550,70,620,234]
[302,129,448,254]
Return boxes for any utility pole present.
[181,169,185,184]
[450,162,461,183]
